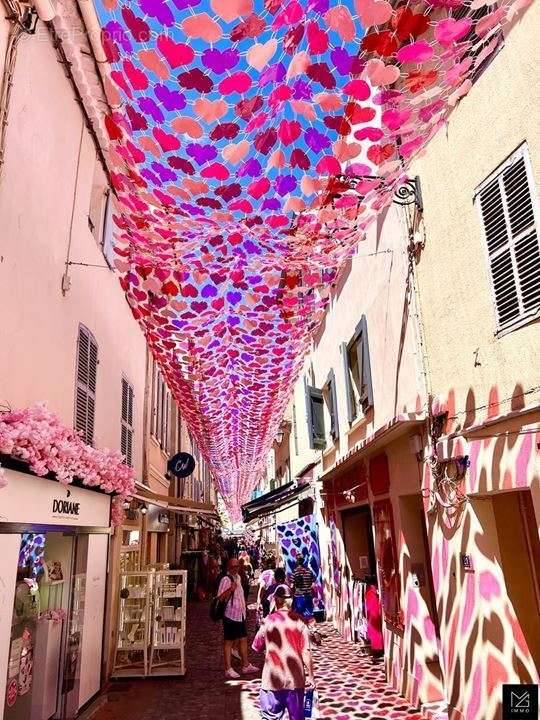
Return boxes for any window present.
[292,402,299,455]
[101,190,115,267]
[121,377,134,467]
[304,378,326,450]
[323,369,339,441]
[150,359,172,451]
[342,316,373,424]
[476,143,540,333]
[75,325,98,445]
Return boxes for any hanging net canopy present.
[99,0,527,521]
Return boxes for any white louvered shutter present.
[121,377,134,467]
[477,145,540,332]
[75,326,98,445]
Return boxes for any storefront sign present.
[0,469,110,528]
[52,495,80,517]
[167,452,195,478]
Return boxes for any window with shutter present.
[75,325,98,445]
[342,316,374,423]
[476,143,540,333]
[121,377,134,467]
[304,378,326,450]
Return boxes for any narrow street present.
[92,601,422,720]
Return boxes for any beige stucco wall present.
[0,16,147,477]
[409,4,540,428]
[289,202,425,480]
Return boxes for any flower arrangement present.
[39,609,67,624]
[0,404,134,523]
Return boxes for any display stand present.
[149,570,187,677]
[112,571,152,678]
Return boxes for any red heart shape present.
[307,21,328,54]
[361,30,399,57]
[157,34,194,68]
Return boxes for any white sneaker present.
[241,663,259,675]
[225,667,240,679]
[231,649,241,660]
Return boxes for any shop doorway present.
[340,505,376,580]
[491,489,540,673]
[3,531,105,720]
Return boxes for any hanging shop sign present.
[167,453,195,479]
[0,468,110,528]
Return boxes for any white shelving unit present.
[149,570,187,677]
[112,571,152,678]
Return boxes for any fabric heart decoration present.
[246,39,277,71]
[193,98,228,124]
[211,0,253,22]
[354,0,393,27]
[324,6,356,42]
[222,140,250,165]
[157,35,194,68]
[435,18,473,47]
[366,58,400,86]
[397,40,434,64]
[182,13,222,42]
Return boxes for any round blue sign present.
[168,452,195,478]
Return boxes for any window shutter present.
[101,189,115,267]
[327,369,339,440]
[304,377,314,448]
[151,360,158,437]
[341,342,355,424]
[75,326,97,445]
[478,146,540,331]
[304,379,325,450]
[121,377,134,467]
[359,317,374,411]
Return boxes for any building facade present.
[0,0,147,714]
[282,4,540,720]
[406,6,540,719]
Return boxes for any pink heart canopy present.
[100,0,527,520]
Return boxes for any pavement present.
[91,598,423,720]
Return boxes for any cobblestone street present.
[92,601,422,720]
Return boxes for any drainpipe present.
[76,0,107,63]
[32,0,56,21]
[76,0,122,109]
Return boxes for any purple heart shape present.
[154,85,186,112]
[186,143,217,165]
[202,48,240,75]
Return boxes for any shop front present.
[0,467,111,720]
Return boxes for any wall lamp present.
[139,502,148,515]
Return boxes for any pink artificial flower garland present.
[0,404,134,524]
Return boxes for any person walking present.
[217,557,258,679]
[292,555,315,620]
[257,561,275,618]
[252,585,315,720]
[239,557,252,601]
[265,567,288,615]
[365,574,384,661]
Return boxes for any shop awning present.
[133,487,217,517]
[320,412,426,483]
[241,482,313,523]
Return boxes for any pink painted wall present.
[0,16,147,478]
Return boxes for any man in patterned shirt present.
[252,585,315,720]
